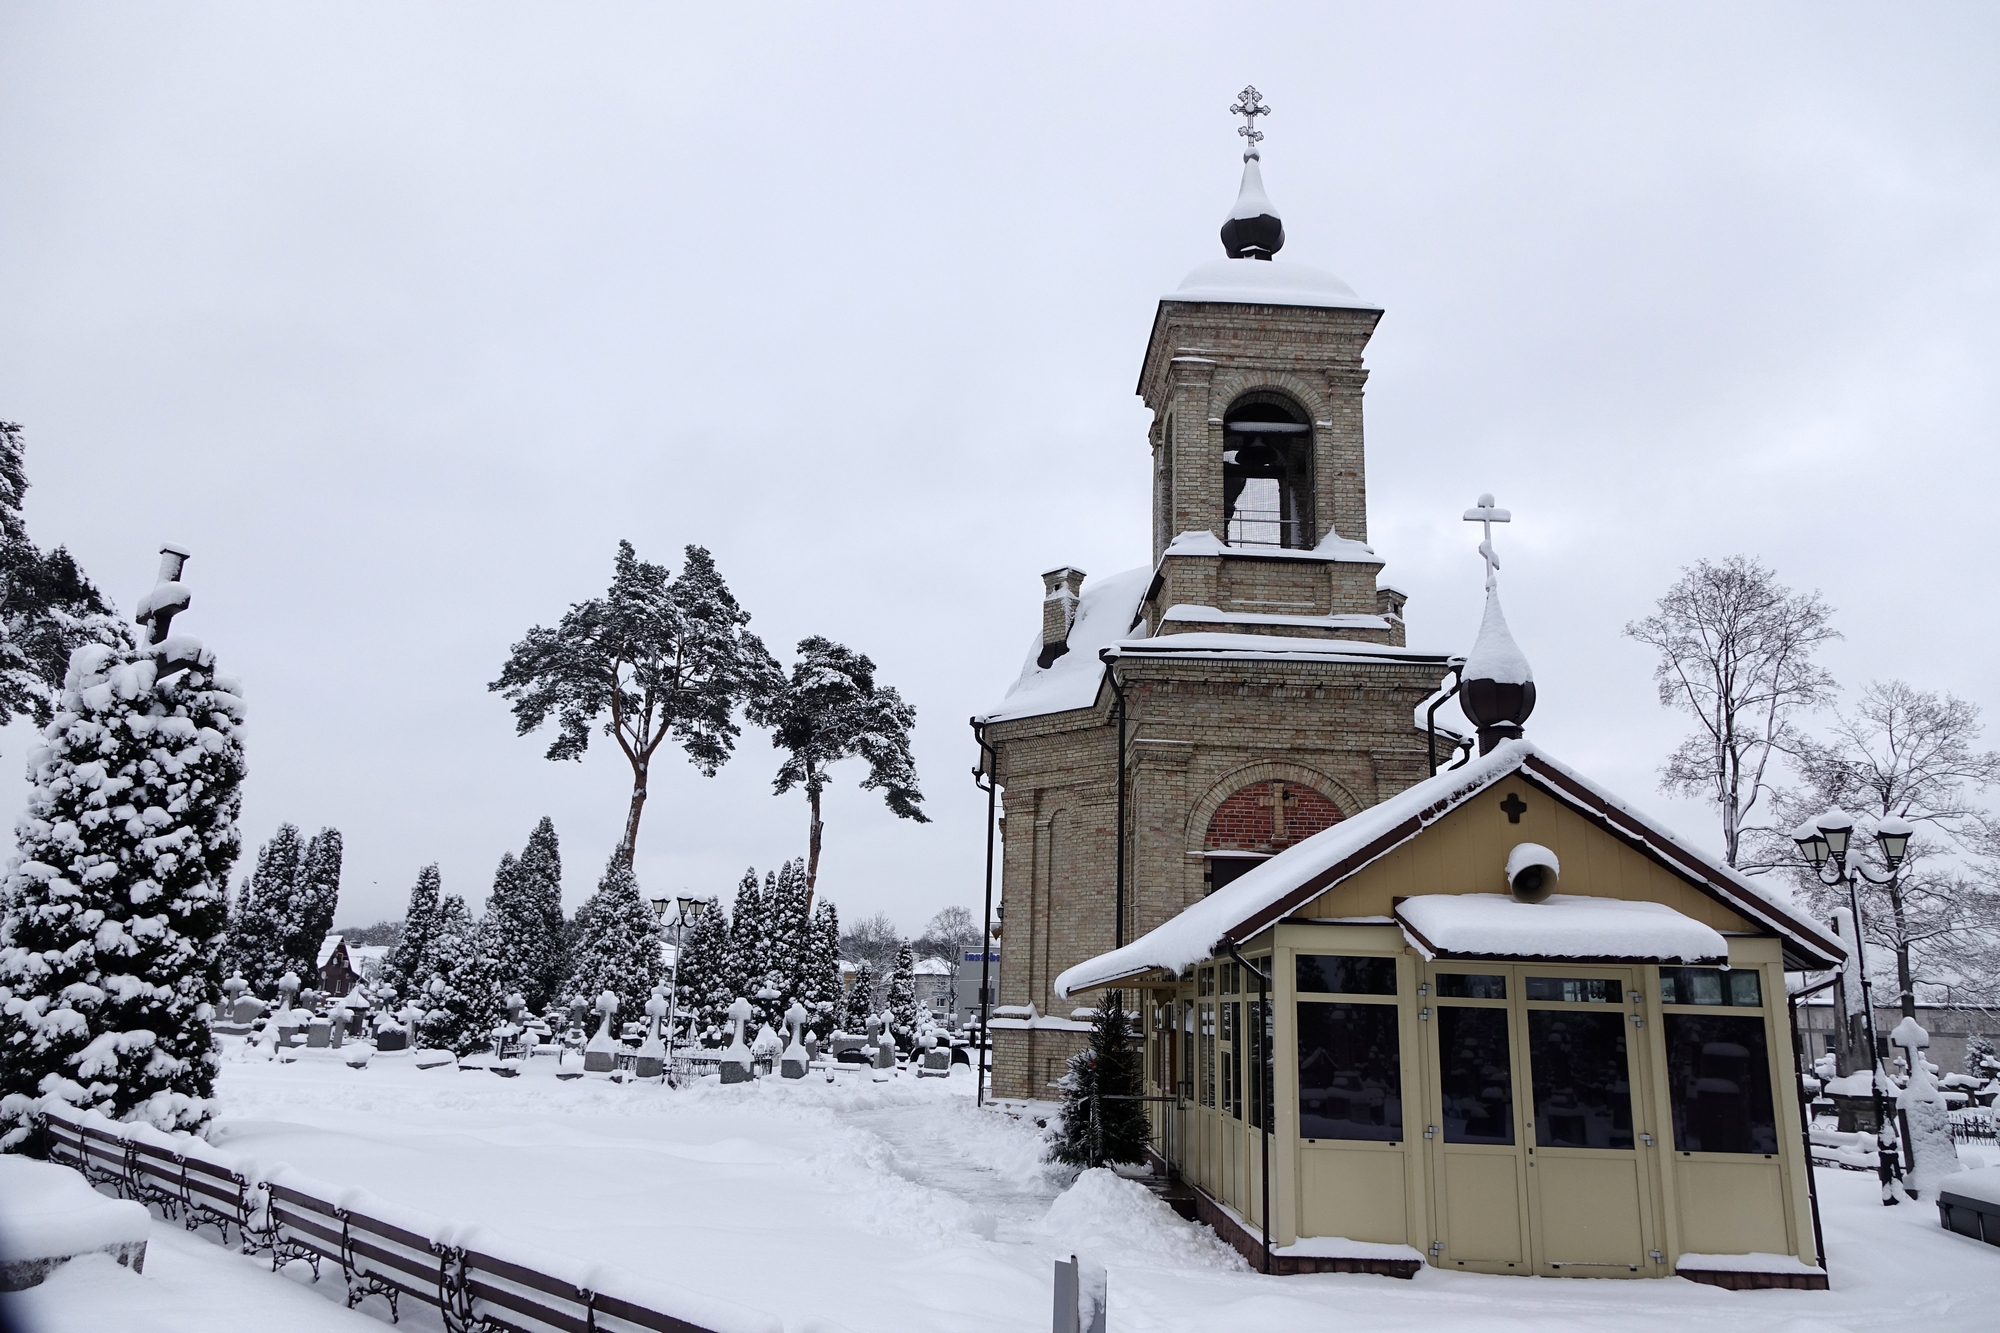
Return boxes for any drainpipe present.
[1226,940,1272,1275]
[1105,658,1129,949]
[1426,666,1464,776]
[972,720,999,1109]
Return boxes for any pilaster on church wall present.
[1322,361,1371,545]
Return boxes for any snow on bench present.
[0,1155,150,1291]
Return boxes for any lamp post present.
[1792,808,1909,1205]
[651,894,709,1083]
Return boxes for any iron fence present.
[35,1104,768,1333]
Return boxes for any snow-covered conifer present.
[482,852,539,1007]
[672,896,730,1044]
[228,824,303,995]
[414,896,506,1056]
[385,865,441,997]
[762,858,811,1024]
[804,898,841,1038]
[886,942,919,1049]
[842,960,875,1035]
[0,632,246,1144]
[567,855,665,1026]
[725,867,768,1026]
[517,817,567,1008]
[1050,991,1149,1169]
[296,827,342,968]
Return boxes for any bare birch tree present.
[1781,682,2000,1016]
[1624,556,1839,867]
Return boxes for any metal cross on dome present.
[1463,492,1511,592]
[1231,85,1270,160]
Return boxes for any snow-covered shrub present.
[0,637,245,1145]
[1049,991,1149,1170]
[414,896,508,1057]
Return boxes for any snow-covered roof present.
[316,935,346,969]
[1168,258,1379,313]
[1104,634,1453,669]
[1396,894,1727,964]
[1054,740,1843,997]
[912,958,953,976]
[979,565,1151,724]
[1164,529,1381,565]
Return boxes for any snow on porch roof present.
[1054,740,1843,997]
[1395,894,1728,965]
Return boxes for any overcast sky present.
[2,3,1996,935]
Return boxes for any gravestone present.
[306,1018,332,1049]
[635,987,668,1080]
[781,1002,809,1080]
[919,1033,952,1078]
[721,996,756,1084]
[869,1015,896,1072]
[583,991,621,1074]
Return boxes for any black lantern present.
[1814,808,1855,865]
[1875,816,1913,871]
[1790,820,1830,868]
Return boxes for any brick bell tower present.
[974,89,1460,1102]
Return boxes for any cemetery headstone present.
[584,991,621,1074]
[871,1013,897,1071]
[1893,1016,1964,1198]
[721,996,756,1084]
[781,1002,809,1079]
[305,1017,332,1049]
[636,987,668,1080]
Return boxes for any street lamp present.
[1792,806,1911,1205]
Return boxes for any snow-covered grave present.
[9,1044,2000,1332]
[0,1155,150,1290]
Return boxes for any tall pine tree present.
[384,865,442,1000]
[1049,991,1149,1169]
[517,817,567,1009]
[567,855,665,1024]
[672,895,731,1044]
[0,634,246,1144]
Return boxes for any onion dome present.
[1220,156,1285,260]
[1459,587,1536,754]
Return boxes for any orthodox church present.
[973,90,1841,1287]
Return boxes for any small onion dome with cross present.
[1220,85,1284,260]
[1458,494,1536,754]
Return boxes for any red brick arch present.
[1204,779,1344,854]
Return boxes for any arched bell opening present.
[1222,394,1314,549]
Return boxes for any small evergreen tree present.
[0,635,246,1144]
[414,896,506,1056]
[804,898,841,1039]
[762,859,811,1025]
[843,960,876,1035]
[886,942,920,1049]
[385,865,442,997]
[567,855,665,1025]
[517,817,568,1008]
[482,852,539,1005]
[1050,992,1149,1169]
[673,896,731,1044]
[297,827,343,965]
[229,824,304,995]
[725,867,770,1028]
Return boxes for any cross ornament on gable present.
[1259,781,1299,842]
[1462,493,1511,593]
[1500,792,1527,824]
[1231,85,1270,161]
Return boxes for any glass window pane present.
[1528,1010,1634,1149]
[1297,1002,1403,1141]
[1524,976,1621,1004]
[1664,1014,1778,1154]
[1296,955,1398,995]
[1225,1001,1242,1118]
[1659,968,1763,1008]
[1439,1007,1515,1145]
[1435,973,1507,1000]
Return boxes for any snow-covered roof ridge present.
[1168,258,1379,313]
[978,565,1152,724]
[315,934,345,969]
[1164,528,1381,565]
[1054,740,1843,997]
[1105,633,1453,667]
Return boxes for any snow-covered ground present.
[7,1046,2000,1333]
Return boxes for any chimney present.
[1038,566,1086,668]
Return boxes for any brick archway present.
[1204,779,1345,855]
